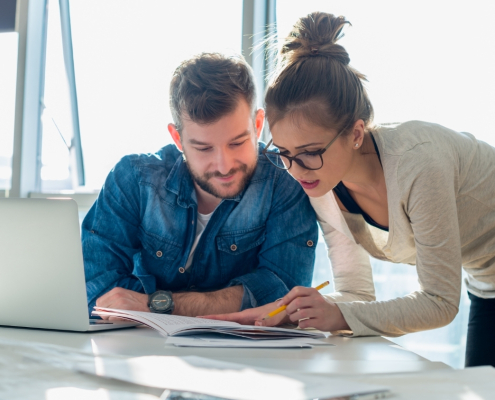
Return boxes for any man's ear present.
[254,109,265,139]
[168,123,183,151]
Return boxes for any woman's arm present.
[334,146,462,337]
[319,215,376,303]
[308,191,377,303]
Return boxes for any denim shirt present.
[82,143,318,315]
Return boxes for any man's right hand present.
[199,301,291,326]
[95,287,149,320]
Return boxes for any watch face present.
[151,292,172,311]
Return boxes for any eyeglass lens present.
[264,148,323,170]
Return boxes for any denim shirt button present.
[230,244,238,251]
[306,240,314,247]
[179,267,185,273]
[156,251,163,257]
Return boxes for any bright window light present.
[66,0,243,190]
[0,32,18,191]
[277,1,495,145]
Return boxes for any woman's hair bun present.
[281,12,351,66]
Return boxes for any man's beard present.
[184,154,257,200]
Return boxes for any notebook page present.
[92,307,240,336]
[92,308,326,338]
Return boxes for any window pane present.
[0,32,18,191]
[278,0,495,368]
[67,0,243,190]
[41,0,73,192]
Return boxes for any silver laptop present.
[0,198,139,332]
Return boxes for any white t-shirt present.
[184,210,214,270]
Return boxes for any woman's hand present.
[199,301,291,326]
[256,286,351,332]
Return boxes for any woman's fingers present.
[284,294,319,315]
[287,305,320,323]
[285,299,350,332]
[298,316,323,330]
[279,286,319,306]
[283,291,329,329]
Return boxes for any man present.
[82,53,318,318]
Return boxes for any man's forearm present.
[172,286,244,316]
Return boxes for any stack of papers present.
[165,335,335,348]
[92,307,326,340]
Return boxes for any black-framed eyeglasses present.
[262,129,345,171]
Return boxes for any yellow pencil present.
[262,281,330,320]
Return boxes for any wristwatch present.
[148,290,174,314]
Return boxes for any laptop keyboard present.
[89,320,113,325]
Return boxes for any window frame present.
[10,0,276,201]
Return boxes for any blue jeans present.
[465,292,495,367]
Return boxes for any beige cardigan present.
[311,121,495,337]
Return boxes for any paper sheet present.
[0,336,386,400]
[0,338,163,400]
[75,354,389,400]
[165,335,335,348]
[166,336,310,348]
[92,307,325,339]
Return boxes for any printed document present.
[92,307,326,340]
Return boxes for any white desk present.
[0,324,450,399]
[0,324,448,375]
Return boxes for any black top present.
[333,133,389,232]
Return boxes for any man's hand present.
[200,300,291,326]
[256,286,350,331]
[95,287,149,320]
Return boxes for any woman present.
[203,12,495,367]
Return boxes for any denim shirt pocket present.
[216,226,266,281]
[139,229,182,275]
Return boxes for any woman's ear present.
[351,119,365,149]
[168,123,183,151]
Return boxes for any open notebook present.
[92,307,326,340]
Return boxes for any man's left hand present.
[95,287,149,320]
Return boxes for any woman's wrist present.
[332,303,350,331]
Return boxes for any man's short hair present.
[169,53,257,133]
